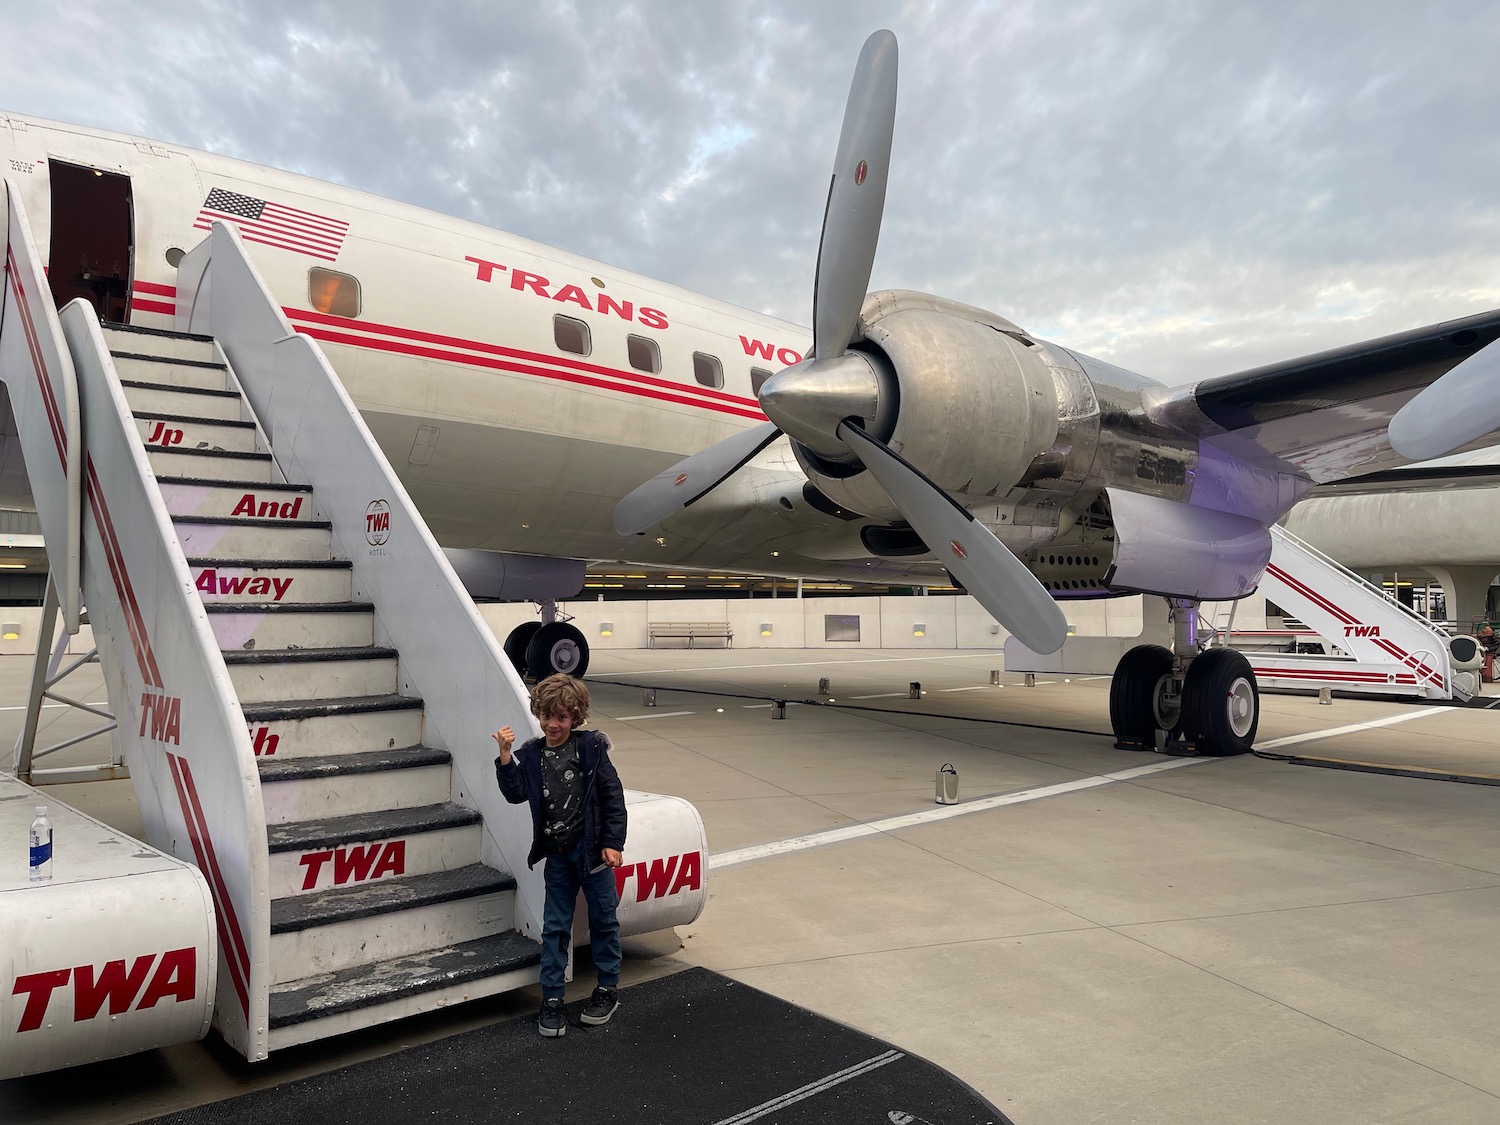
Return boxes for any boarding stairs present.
[1213,524,1472,702]
[2,184,548,1060]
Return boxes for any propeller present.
[613,29,1068,654]
[1387,335,1500,462]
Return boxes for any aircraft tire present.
[1180,647,1258,755]
[526,622,590,680]
[1109,644,1176,749]
[503,622,543,675]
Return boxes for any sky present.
[3,0,1498,385]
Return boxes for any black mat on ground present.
[142,967,1011,1125]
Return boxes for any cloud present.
[3,0,1498,384]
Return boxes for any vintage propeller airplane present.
[4,30,1500,756]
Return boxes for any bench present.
[648,621,733,649]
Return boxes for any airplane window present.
[308,267,360,318]
[750,367,774,394]
[554,315,591,356]
[627,334,661,374]
[693,352,724,389]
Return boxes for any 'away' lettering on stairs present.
[195,570,293,600]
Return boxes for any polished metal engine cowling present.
[794,290,1062,521]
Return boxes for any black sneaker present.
[538,997,566,1038]
[580,986,619,1026]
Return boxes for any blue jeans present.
[540,840,622,999]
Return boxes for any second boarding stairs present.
[1213,525,1481,702]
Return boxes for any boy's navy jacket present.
[496,729,628,869]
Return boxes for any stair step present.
[223,646,399,704]
[268,866,519,987]
[266,802,482,897]
[189,558,352,604]
[135,411,258,454]
[148,445,273,483]
[159,478,314,520]
[241,693,424,760]
[267,931,540,1043]
[259,745,451,824]
[111,351,229,391]
[175,516,333,562]
[207,602,375,652]
[103,323,218,363]
[121,380,243,421]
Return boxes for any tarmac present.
[3,647,1500,1124]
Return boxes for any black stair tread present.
[111,350,227,371]
[240,693,423,723]
[270,862,515,935]
[174,514,332,529]
[268,931,540,1029]
[103,322,215,343]
[205,601,372,614]
[258,745,449,783]
[121,378,239,399]
[223,645,398,665]
[149,446,271,462]
[157,476,310,492]
[187,556,351,569]
[133,410,255,428]
[266,802,481,853]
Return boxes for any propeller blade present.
[837,421,1069,654]
[812,29,898,361]
[613,421,783,535]
[1387,335,1500,462]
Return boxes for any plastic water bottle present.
[29,805,53,882]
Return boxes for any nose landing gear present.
[502,600,590,681]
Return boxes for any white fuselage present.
[1,113,946,583]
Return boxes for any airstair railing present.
[174,221,547,939]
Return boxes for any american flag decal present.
[193,188,349,262]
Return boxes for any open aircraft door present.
[45,160,134,324]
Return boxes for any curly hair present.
[530,673,590,725]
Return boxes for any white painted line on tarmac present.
[851,692,909,699]
[710,1049,905,1125]
[0,703,68,712]
[743,703,774,709]
[710,756,1214,870]
[1255,707,1449,750]
[613,710,695,721]
[938,685,989,692]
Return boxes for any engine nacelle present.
[795,290,1062,521]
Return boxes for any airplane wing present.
[1302,450,1500,496]
[1143,306,1500,484]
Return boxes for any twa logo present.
[145,420,184,448]
[11,948,197,1033]
[138,691,182,745]
[1344,625,1382,638]
[365,499,391,546]
[739,336,805,367]
[195,568,293,601]
[299,841,405,890]
[232,492,303,519]
[614,851,702,901]
[250,726,280,757]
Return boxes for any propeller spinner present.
[613,29,1068,655]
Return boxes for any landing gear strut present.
[502,599,590,681]
[1108,598,1259,755]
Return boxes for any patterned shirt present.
[539,735,585,849]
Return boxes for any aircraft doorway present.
[46,161,134,324]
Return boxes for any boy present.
[494,674,627,1038]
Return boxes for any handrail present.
[1270,524,1450,641]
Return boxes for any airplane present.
[5,29,1500,758]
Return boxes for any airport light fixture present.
[1,622,19,640]
[599,622,613,637]
[760,622,773,637]
[912,623,926,637]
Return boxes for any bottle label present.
[30,841,51,867]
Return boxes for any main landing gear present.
[503,600,590,681]
[1108,599,1259,756]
